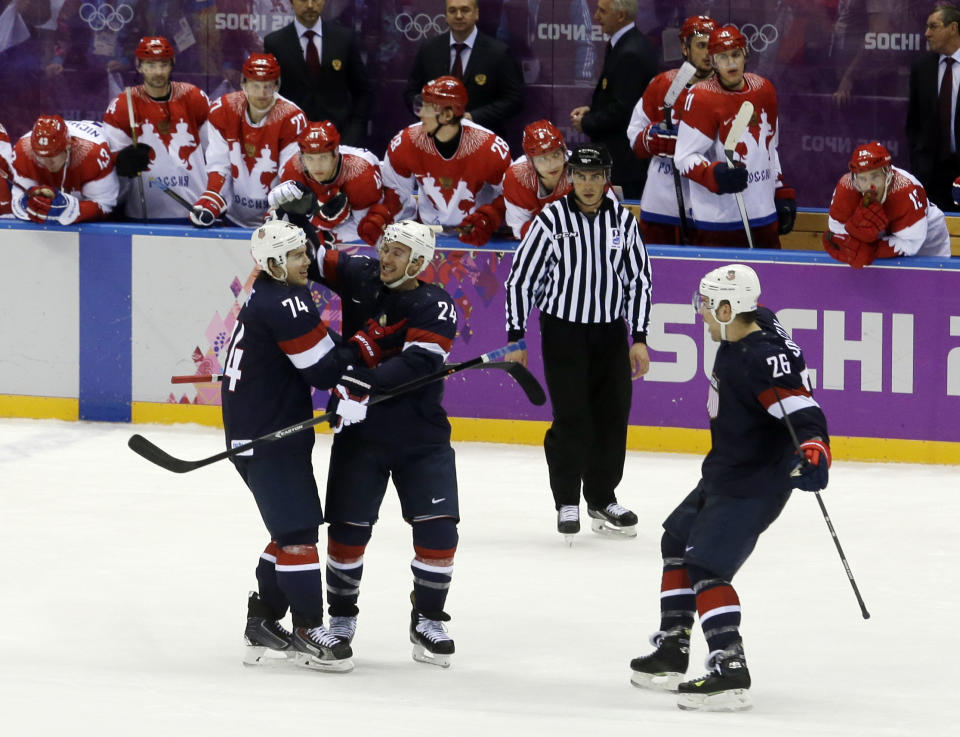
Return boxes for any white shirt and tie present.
[449,27,478,78]
[938,50,960,153]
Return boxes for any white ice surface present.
[0,418,954,736]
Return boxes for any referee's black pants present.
[539,313,632,510]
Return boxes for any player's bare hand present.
[505,349,527,368]
[630,343,649,379]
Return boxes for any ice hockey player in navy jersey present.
[629,264,830,711]
[311,220,461,668]
[222,219,405,673]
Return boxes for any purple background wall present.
[0,1,935,209]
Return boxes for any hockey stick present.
[125,87,149,222]
[129,341,543,473]
[723,100,755,249]
[158,181,223,227]
[770,387,870,620]
[663,61,697,245]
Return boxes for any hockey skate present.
[291,625,354,673]
[557,505,580,545]
[629,626,690,692]
[676,642,752,712]
[243,591,295,666]
[587,502,638,538]
[328,615,357,646]
[410,607,455,668]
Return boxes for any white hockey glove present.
[332,373,371,433]
[13,186,80,225]
[189,190,226,227]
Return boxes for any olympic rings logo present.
[78,3,134,33]
[395,13,447,42]
[738,23,779,53]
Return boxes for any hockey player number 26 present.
[766,353,791,378]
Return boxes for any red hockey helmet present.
[420,76,468,117]
[708,25,748,55]
[849,142,892,173]
[522,119,565,159]
[680,15,718,42]
[242,53,281,82]
[299,121,341,154]
[31,115,69,157]
[135,36,175,61]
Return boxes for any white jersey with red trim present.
[674,74,783,231]
[827,167,951,258]
[204,92,308,227]
[626,68,705,225]
[0,123,12,217]
[380,119,511,227]
[279,145,383,244]
[103,82,211,220]
[502,155,572,239]
[11,120,119,221]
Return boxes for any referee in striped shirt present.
[504,143,652,540]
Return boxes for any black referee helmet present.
[567,143,613,172]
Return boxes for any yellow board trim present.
[3,399,957,465]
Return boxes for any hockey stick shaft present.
[771,387,870,619]
[158,183,195,212]
[723,101,754,248]
[130,341,534,473]
[126,87,149,223]
[664,106,690,245]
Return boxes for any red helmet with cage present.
[849,142,892,173]
[135,36,175,61]
[242,53,281,82]
[708,25,748,55]
[522,119,565,159]
[31,115,69,157]
[680,15,718,42]
[420,76,468,117]
[299,121,341,154]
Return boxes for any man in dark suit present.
[570,0,657,200]
[907,3,960,212]
[264,0,371,146]
[403,0,523,141]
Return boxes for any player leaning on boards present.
[629,264,830,712]
[823,141,951,267]
[504,143,651,543]
[224,220,405,673]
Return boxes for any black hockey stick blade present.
[467,361,546,405]
[129,340,528,473]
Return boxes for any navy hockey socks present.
[692,577,742,653]
[326,523,371,617]
[275,545,325,627]
[255,541,289,618]
[411,518,458,614]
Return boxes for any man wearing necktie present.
[264,0,371,146]
[404,0,524,144]
[570,0,657,200]
[907,4,960,212]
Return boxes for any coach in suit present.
[403,0,523,141]
[571,0,656,200]
[264,0,371,146]
[907,4,960,213]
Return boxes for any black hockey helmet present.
[567,143,612,173]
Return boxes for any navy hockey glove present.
[115,143,151,178]
[711,162,749,194]
[332,372,372,433]
[316,191,350,228]
[775,186,796,234]
[790,439,831,492]
[349,318,408,368]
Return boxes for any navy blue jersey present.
[221,274,355,457]
[701,306,829,497]
[318,249,458,444]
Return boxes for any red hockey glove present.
[953,176,960,206]
[458,205,498,246]
[643,122,678,157]
[315,191,350,228]
[357,204,391,246]
[822,231,876,269]
[775,186,796,235]
[790,439,831,492]
[349,318,408,368]
[24,185,55,223]
[844,199,888,242]
[332,373,371,434]
[190,190,226,227]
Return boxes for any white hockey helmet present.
[380,219,437,288]
[251,220,306,282]
[695,264,761,324]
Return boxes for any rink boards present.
[1,220,958,464]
